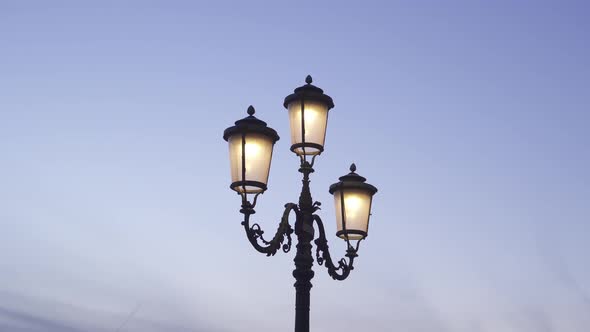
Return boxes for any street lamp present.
[223,76,378,332]
[223,105,280,193]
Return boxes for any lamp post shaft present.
[293,161,315,332]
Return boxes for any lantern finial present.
[247,105,255,116]
[350,163,356,173]
[305,75,313,84]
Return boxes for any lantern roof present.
[283,75,335,109]
[329,164,378,195]
[223,106,280,142]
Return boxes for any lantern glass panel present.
[287,99,329,155]
[228,132,274,193]
[333,188,372,240]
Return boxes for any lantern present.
[283,75,334,156]
[223,106,280,193]
[329,164,378,240]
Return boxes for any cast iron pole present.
[293,161,315,332]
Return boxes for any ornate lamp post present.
[223,76,378,332]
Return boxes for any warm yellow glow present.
[302,106,319,136]
[333,189,372,240]
[227,133,274,193]
[245,142,262,155]
[287,100,329,155]
[343,195,363,219]
[244,141,262,169]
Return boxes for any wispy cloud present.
[0,306,85,332]
[0,291,232,332]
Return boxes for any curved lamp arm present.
[241,202,297,256]
[312,214,361,281]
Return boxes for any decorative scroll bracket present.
[312,214,360,281]
[241,202,298,256]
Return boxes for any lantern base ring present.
[290,142,324,156]
[230,180,267,193]
[336,229,367,240]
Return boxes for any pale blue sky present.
[1,1,589,331]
